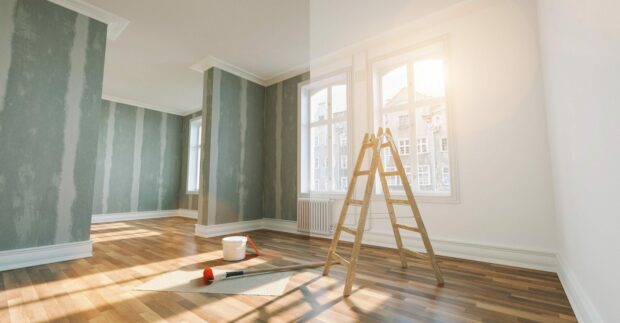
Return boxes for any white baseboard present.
[177,209,198,219]
[556,255,603,323]
[91,209,197,223]
[194,218,556,272]
[0,240,92,272]
[261,218,298,233]
[344,231,557,272]
[195,219,264,238]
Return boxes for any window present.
[300,73,350,194]
[418,165,431,186]
[186,117,202,193]
[398,115,409,128]
[372,40,453,197]
[441,167,450,185]
[417,137,428,154]
[398,139,411,156]
[340,133,347,146]
[440,137,448,152]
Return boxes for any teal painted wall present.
[263,73,309,220]
[197,69,307,225]
[92,100,183,215]
[0,0,106,250]
[199,68,265,225]
[178,111,201,210]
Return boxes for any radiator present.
[297,198,333,235]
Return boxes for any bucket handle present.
[246,235,260,256]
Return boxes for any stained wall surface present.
[0,0,106,250]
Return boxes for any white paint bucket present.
[222,236,247,261]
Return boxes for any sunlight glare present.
[414,59,445,99]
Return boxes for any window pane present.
[195,147,201,190]
[187,118,202,192]
[414,104,450,193]
[311,88,328,122]
[310,125,329,191]
[414,60,445,100]
[332,122,347,192]
[381,65,408,108]
[331,84,347,118]
[381,110,412,194]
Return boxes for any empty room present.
[0,0,618,322]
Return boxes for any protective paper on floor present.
[134,269,292,296]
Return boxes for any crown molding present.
[263,62,309,87]
[102,94,187,116]
[48,0,129,40]
[182,108,203,117]
[190,56,266,86]
[190,55,309,87]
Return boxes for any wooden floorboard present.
[0,217,576,322]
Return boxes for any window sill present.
[186,191,200,195]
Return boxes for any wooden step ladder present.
[323,127,444,297]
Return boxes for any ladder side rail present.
[343,133,380,296]
[384,128,444,286]
[374,128,408,268]
[323,133,370,276]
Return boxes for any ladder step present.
[362,142,375,149]
[348,199,365,206]
[355,170,370,176]
[403,248,428,260]
[396,224,420,232]
[340,226,357,235]
[380,142,391,149]
[381,171,400,176]
[332,252,350,267]
[387,198,410,205]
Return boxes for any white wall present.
[537,0,620,321]
[308,0,558,270]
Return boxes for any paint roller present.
[203,261,326,284]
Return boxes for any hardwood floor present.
[1,217,576,322]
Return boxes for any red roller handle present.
[246,235,260,256]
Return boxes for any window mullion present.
[327,86,333,192]
[408,61,417,194]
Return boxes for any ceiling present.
[81,0,463,115]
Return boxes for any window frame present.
[416,137,428,154]
[186,116,202,194]
[440,137,448,153]
[298,69,353,198]
[417,165,431,186]
[398,138,411,156]
[368,36,459,203]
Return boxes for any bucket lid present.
[222,236,247,243]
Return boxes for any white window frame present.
[441,167,450,185]
[398,138,411,156]
[341,177,348,190]
[340,155,347,169]
[369,36,459,203]
[440,137,448,153]
[299,70,353,197]
[186,116,202,194]
[418,165,431,186]
[417,137,429,154]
